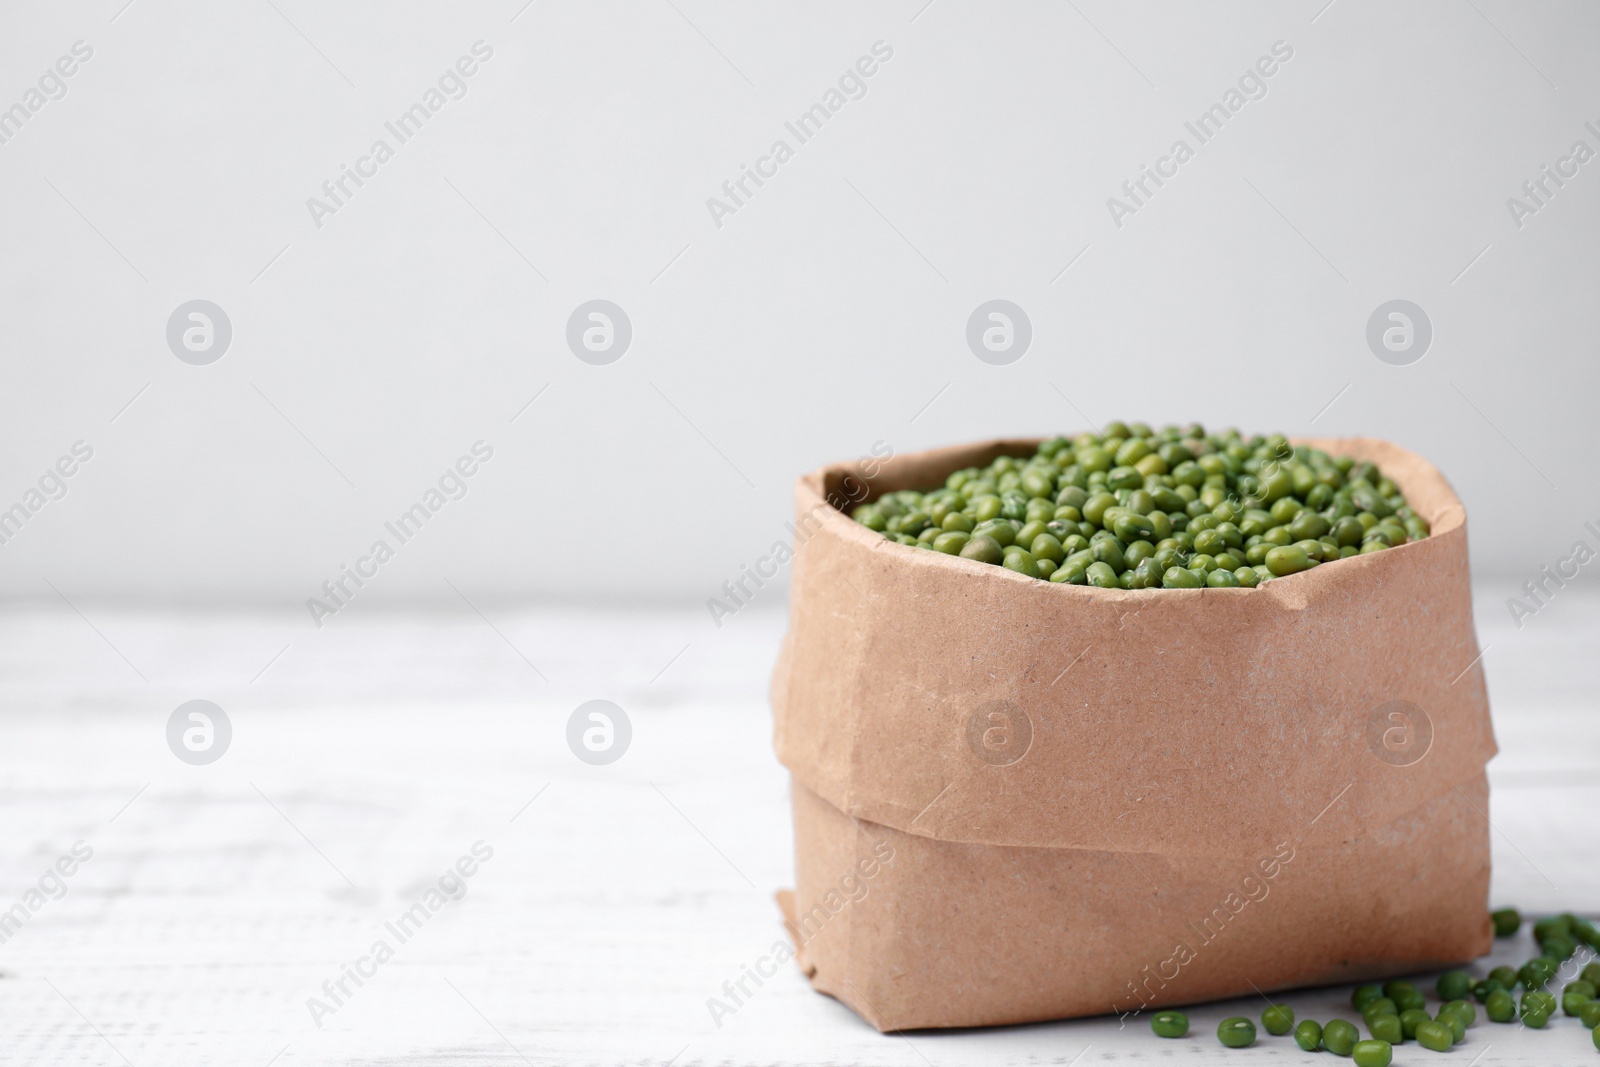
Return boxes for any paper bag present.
[771,436,1495,1031]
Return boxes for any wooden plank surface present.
[0,585,1595,1065]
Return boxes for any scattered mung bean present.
[1437,970,1473,1001]
[1261,1004,1294,1035]
[1294,1019,1323,1051]
[1492,907,1522,937]
[1352,1038,1392,1067]
[1486,988,1516,1023]
[1322,1018,1360,1055]
[1415,1019,1454,1050]
[1366,1012,1402,1044]
[1217,1016,1256,1048]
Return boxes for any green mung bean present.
[1351,1038,1392,1067]
[1366,1012,1402,1044]
[1217,1016,1256,1047]
[1520,957,1558,988]
[1361,997,1398,1022]
[1414,1019,1453,1050]
[1533,916,1570,941]
[1321,1018,1359,1055]
[1485,988,1516,1023]
[960,534,1004,565]
[1352,984,1384,1011]
[1439,999,1475,1028]
[1491,907,1521,937]
[1391,987,1426,1014]
[1002,549,1040,578]
[1086,561,1119,588]
[1472,978,1504,1003]
[1522,989,1556,1027]
[1437,970,1473,1001]
[1542,934,1576,960]
[1261,1005,1294,1035]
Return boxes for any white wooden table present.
[1,585,1596,1066]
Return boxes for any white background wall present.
[1,0,1596,621]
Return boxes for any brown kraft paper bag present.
[770,436,1495,1032]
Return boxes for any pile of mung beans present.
[850,423,1430,588]
[1149,908,1600,1060]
